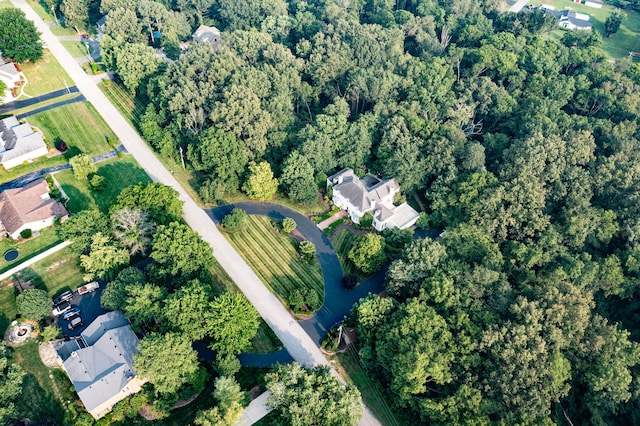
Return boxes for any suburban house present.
[0,116,49,169]
[192,25,221,47]
[0,178,68,239]
[53,311,146,419]
[0,58,23,102]
[584,0,603,8]
[327,169,420,231]
[534,5,593,30]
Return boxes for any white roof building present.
[0,116,48,169]
[192,25,221,47]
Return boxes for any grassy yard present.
[11,341,80,425]
[15,246,84,296]
[18,50,73,98]
[224,215,324,308]
[0,227,62,273]
[60,40,92,59]
[0,285,18,332]
[250,320,282,354]
[26,0,55,22]
[54,155,152,213]
[538,0,640,58]
[28,101,117,157]
[0,0,13,9]
[331,227,360,277]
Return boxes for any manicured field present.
[224,215,324,306]
[0,285,17,332]
[18,50,73,98]
[60,40,92,59]
[55,155,152,213]
[11,341,80,425]
[16,246,84,296]
[28,101,116,157]
[538,0,640,58]
[0,227,62,273]
[331,227,359,277]
[99,80,147,129]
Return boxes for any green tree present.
[112,208,156,256]
[16,289,51,320]
[242,161,279,201]
[150,222,214,283]
[60,0,88,29]
[111,183,183,225]
[0,9,43,63]
[40,325,61,342]
[298,240,316,263]
[89,173,105,190]
[206,292,259,355]
[280,151,317,204]
[164,280,214,340]
[265,363,363,426]
[70,154,96,180]
[348,234,387,275]
[80,232,130,281]
[194,376,245,426]
[281,217,296,234]
[113,43,164,93]
[134,332,201,395]
[605,9,626,37]
[59,209,111,255]
[222,208,246,230]
[101,267,146,311]
[123,282,167,331]
[0,342,25,425]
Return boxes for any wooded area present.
[44,0,640,423]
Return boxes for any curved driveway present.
[208,202,387,344]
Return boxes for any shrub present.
[54,140,68,152]
[89,174,105,191]
[41,325,61,342]
[299,240,316,263]
[16,289,50,320]
[416,212,430,230]
[281,218,297,234]
[20,228,32,238]
[359,212,373,228]
[348,234,387,275]
[222,208,246,230]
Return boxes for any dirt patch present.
[39,342,61,368]
[46,260,66,272]
[290,229,305,243]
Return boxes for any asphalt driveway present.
[55,284,107,337]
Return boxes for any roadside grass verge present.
[26,0,54,22]
[99,79,147,129]
[0,227,62,273]
[331,227,360,278]
[224,215,324,308]
[0,0,13,9]
[18,50,73,98]
[28,101,116,157]
[11,341,79,426]
[55,155,152,213]
[60,40,92,59]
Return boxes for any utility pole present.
[179,146,185,170]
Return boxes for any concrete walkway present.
[238,391,272,425]
[11,1,381,424]
[0,241,71,281]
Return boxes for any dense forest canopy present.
[74,0,640,423]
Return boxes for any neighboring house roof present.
[193,25,221,44]
[0,61,20,83]
[534,5,593,29]
[0,178,67,235]
[56,312,141,414]
[0,117,48,168]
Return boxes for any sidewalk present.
[0,241,71,281]
[237,392,271,425]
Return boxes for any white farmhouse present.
[327,169,419,231]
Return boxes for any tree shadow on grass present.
[60,181,94,214]
[92,161,152,213]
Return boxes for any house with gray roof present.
[327,169,420,231]
[53,311,146,419]
[192,25,221,47]
[0,116,49,169]
[533,5,593,30]
[0,58,23,102]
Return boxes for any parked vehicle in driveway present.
[62,307,81,320]
[52,302,71,316]
[53,291,74,305]
[68,317,83,330]
[77,281,100,295]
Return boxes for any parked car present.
[52,302,71,317]
[62,307,81,321]
[53,290,74,305]
[68,317,83,330]
[77,281,100,295]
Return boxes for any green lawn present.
[0,285,18,333]
[11,341,80,425]
[0,155,66,185]
[26,0,55,22]
[539,0,640,58]
[0,0,13,9]
[60,40,92,59]
[18,50,73,98]
[0,227,62,273]
[54,155,152,213]
[250,320,282,354]
[331,227,360,278]
[16,246,84,296]
[7,93,82,117]
[224,215,324,308]
[28,101,117,157]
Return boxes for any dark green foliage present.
[20,229,32,239]
[0,9,43,63]
[0,342,25,425]
[605,9,627,37]
[359,212,373,228]
[348,234,387,275]
[16,289,50,320]
[222,208,246,230]
[101,267,146,311]
[59,209,111,255]
[298,240,316,263]
[111,183,183,226]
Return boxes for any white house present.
[537,5,593,30]
[53,312,147,419]
[0,116,49,169]
[584,0,603,8]
[327,169,420,231]
[192,25,221,47]
[0,59,23,102]
[0,178,68,239]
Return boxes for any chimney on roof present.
[71,351,77,358]
[370,199,376,210]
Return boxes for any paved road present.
[11,1,381,424]
[0,86,79,114]
[16,94,86,118]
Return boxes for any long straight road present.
[11,1,380,424]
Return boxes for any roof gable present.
[0,179,68,234]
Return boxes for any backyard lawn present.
[18,50,73,98]
[28,101,117,157]
[0,227,62,273]
[224,215,324,308]
[54,155,152,213]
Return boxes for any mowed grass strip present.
[28,101,116,157]
[225,215,324,303]
[331,227,359,277]
[99,80,148,128]
[18,49,73,98]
